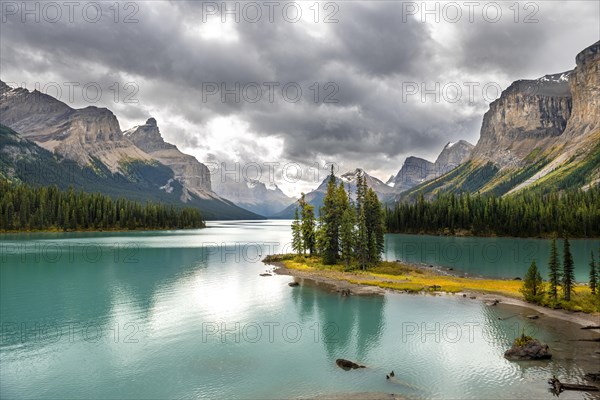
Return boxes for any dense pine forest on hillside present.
[385,188,600,238]
[0,181,205,232]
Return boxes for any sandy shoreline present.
[266,261,600,329]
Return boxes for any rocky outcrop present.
[124,118,213,196]
[504,337,552,361]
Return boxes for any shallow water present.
[1,221,598,399]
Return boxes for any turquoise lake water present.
[384,234,599,281]
[1,221,598,399]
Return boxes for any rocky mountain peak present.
[434,140,474,175]
[392,156,434,191]
[124,119,212,193]
[124,117,176,152]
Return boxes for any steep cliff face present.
[469,72,573,168]
[562,41,599,139]
[124,118,213,197]
[0,83,152,171]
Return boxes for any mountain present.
[275,168,394,218]
[0,83,152,170]
[391,156,434,192]
[123,118,214,200]
[0,81,261,219]
[391,140,474,192]
[398,40,599,200]
[434,140,475,174]
[211,177,295,217]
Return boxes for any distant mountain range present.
[0,82,260,220]
[211,176,295,217]
[274,138,474,218]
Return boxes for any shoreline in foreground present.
[264,256,600,328]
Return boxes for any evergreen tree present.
[299,193,316,255]
[337,183,355,266]
[589,250,597,295]
[354,171,369,270]
[291,208,303,255]
[319,166,341,264]
[562,236,575,301]
[365,188,385,265]
[521,260,545,303]
[548,237,561,303]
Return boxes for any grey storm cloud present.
[1,0,598,182]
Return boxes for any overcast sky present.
[1,1,598,196]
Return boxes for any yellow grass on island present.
[263,254,600,314]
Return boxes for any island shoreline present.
[265,259,600,329]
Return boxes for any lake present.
[384,234,599,281]
[1,221,598,399]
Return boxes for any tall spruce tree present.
[562,236,575,301]
[589,250,597,295]
[338,183,355,266]
[355,171,368,270]
[365,188,385,264]
[548,237,561,302]
[299,193,316,255]
[291,208,303,255]
[319,166,340,264]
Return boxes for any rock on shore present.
[504,338,552,360]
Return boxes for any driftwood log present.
[548,376,599,394]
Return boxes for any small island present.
[268,169,600,320]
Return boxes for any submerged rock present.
[288,282,299,287]
[504,337,552,361]
[335,359,366,370]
